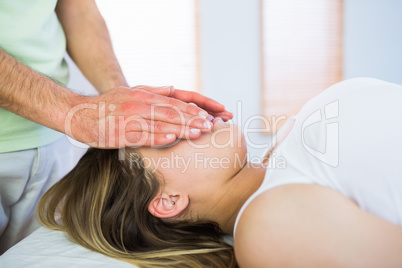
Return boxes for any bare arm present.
[235,184,402,267]
[0,50,212,147]
[0,49,80,134]
[0,1,233,148]
[56,0,128,93]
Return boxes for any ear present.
[148,193,189,219]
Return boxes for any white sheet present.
[0,227,136,268]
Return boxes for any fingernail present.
[203,121,213,129]
[167,86,174,95]
[166,134,175,139]
[190,128,201,134]
[207,115,214,122]
[213,117,224,125]
[199,111,208,118]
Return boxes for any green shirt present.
[0,0,69,153]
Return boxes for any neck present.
[208,162,266,234]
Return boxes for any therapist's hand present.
[150,86,233,122]
[65,85,232,148]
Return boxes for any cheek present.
[196,125,247,177]
[156,151,202,191]
[163,169,198,191]
[195,143,247,182]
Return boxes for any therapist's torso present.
[0,0,69,153]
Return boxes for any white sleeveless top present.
[234,78,402,234]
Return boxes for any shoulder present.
[234,184,402,267]
[234,184,330,267]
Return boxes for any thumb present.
[133,85,175,96]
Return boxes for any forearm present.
[0,49,82,133]
[56,0,128,93]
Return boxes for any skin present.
[141,119,402,267]
[236,185,402,267]
[0,0,233,148]
[140,118,266,233]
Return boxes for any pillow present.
[0,227,135,268]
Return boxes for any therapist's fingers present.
[124,118,203,139]
[139,91,211,120]
[133,85,174,96]
[133,85,211,119]
[169,89,228,114]
[123,127,206,147]
[124,132,178,147]
[144,104,213,131]
[206,110,233,122]
[136,86,234,121]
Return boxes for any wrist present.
[52,87,88,134]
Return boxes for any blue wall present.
[343,0,402,84]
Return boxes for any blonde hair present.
[37,148,237,267]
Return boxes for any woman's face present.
[138,118,247,216]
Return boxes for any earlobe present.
[148,193,189,219]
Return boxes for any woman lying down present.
[38,78,402,267]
